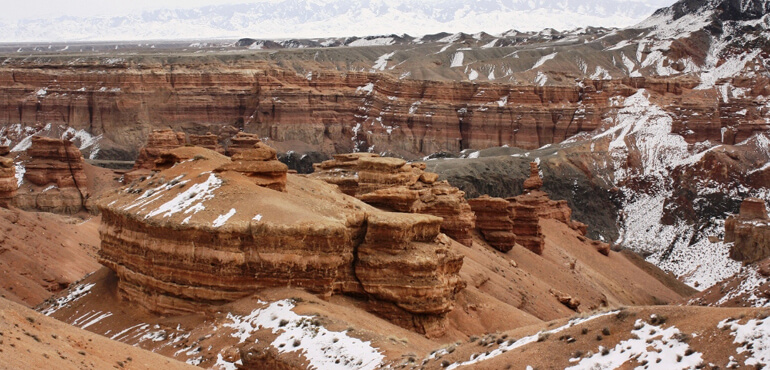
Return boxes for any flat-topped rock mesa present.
[726,198,770,263]
[311,153,475,246]
[0,156,15,207]
[15,137,89,214]
[98,146,464,336]
[467,195,516,252]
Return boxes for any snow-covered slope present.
[0,0,671,42]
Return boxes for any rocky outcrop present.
[132,129,186,170]
[189,132,224,154]
[0,156,15,207]
[15,137,88,214]
[312,154,475,246]
[355,213,465,337]
[467,195,516,252]
[215,142,288,192]
[124,129,186,183]
[226,132,263,157]
[726,198,770,263]
[97,146,464,336]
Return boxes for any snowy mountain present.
[0,0,673,42]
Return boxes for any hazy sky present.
[3,0,678,21]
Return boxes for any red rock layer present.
[468,195,516,252]
[355,213,465,337]
[97,147,464,335]
[132,129,186,170]
[0,156,16,207]
[726,198,770,263]
[226,132,263,156]
[15,137,88,214]
[5,58,755,161]
[312,154,475,246]
[189,132,224,154]
[215,142,288,192]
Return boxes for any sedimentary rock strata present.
[312,153,475,246]
[726,198,770,263]
[97,146,464,335]
[225,132,263,156]
[15,137,88,214]
[189,132,223,154]
[0,156,15,207]
[132,129,186,170]
[215,142,288,192]
[468,195,516,252]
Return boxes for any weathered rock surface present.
[97,146,464,335]
[225,132,263,156]
[189,132,224,154]
[467,195,516,252]
[0,156,15,207]
[312,153,475,246]
[215,142,288,192]
[726,198,770,263]
[132,129,186,170]
[15,137,89,214]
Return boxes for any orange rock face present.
[215,142,288,192]
[468,195,516,252]
[225,132,263,157]
[189,132,224,154]
[15,137,89,214]
[0,156,16,207]
[726,198,770,263]
[97,147,464,336]
[132,129,187,170]
[312,153,475,246]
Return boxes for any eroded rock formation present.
[0,156,15,207]
[97,146,464,336]
[467,195,516,252]
[132,129,186,170]
[15,137,88,214]
[215,142,288,192]
[311,153,475,246]
[726,198,770,263]
[226,132,263,156]
[189,133,224,154]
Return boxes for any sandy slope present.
[0,296,195,370]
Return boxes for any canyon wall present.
[2,58,759,161]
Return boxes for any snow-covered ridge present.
[0,0,666,42]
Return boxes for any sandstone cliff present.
[0,156,15,207]
[97,146,464,336]
[311,153,475,246]
[726,198,770,263]
[467,195,516,252]
[15,137,89,214]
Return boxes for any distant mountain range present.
[0,0,673,42]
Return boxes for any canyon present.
[0,0,770,368]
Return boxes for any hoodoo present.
[97,143,465,336]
